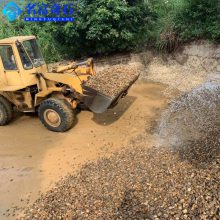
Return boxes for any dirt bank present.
[95,41,220,94]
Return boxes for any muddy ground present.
[0,81,171,219]
[1,42,219,219]
[19,78,220,220]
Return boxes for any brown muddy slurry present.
[0,81,170,219]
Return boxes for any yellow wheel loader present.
[0,36,138,132]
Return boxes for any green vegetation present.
[175,0,220,42]
[0,0,219,62]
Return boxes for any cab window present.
[0,45,17,70]
[17,43,33,70]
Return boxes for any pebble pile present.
[85,65,140,97]
[21,134,219,219]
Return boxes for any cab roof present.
[0,36,36,44]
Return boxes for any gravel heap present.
[85,65,140,97]
[21,133,220,219]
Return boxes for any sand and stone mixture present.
[20,79,220,219]
[20,134,219,220]
[85,65,140,97]
[4,43,219,219]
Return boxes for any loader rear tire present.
[38,98,75,132]
[0,96,13,125]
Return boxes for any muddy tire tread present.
[38,98,75,132]
[0,96,13,124]
[0,103,9,125]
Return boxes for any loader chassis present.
[0,36,138,132]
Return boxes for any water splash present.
[158,76,220,148]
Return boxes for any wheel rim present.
[44,109,61,128]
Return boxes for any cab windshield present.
[22,39,45,67]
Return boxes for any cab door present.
[0,44,22,86]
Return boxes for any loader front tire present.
[0,96,13,125]
[38,98,75,132]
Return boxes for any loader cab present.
[0,46,17,70]
[18,39,46,69]
[0,36,47,89]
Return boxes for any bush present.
[58,0,156,56]
[0,0,156,61]
[175,0,220,42]
[0,0,219,61]
[148,0,185,52]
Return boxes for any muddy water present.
[158,75,220,148]
[0,81,170,219]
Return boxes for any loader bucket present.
[82,85,114,114]
[82,74,139,114]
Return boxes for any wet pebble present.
[85,65,140,97]
[19,138,219,219]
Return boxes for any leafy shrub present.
[0,0,219,61]
[175,0,220,42]
[58,0,156,56]
[0,0,156,61]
